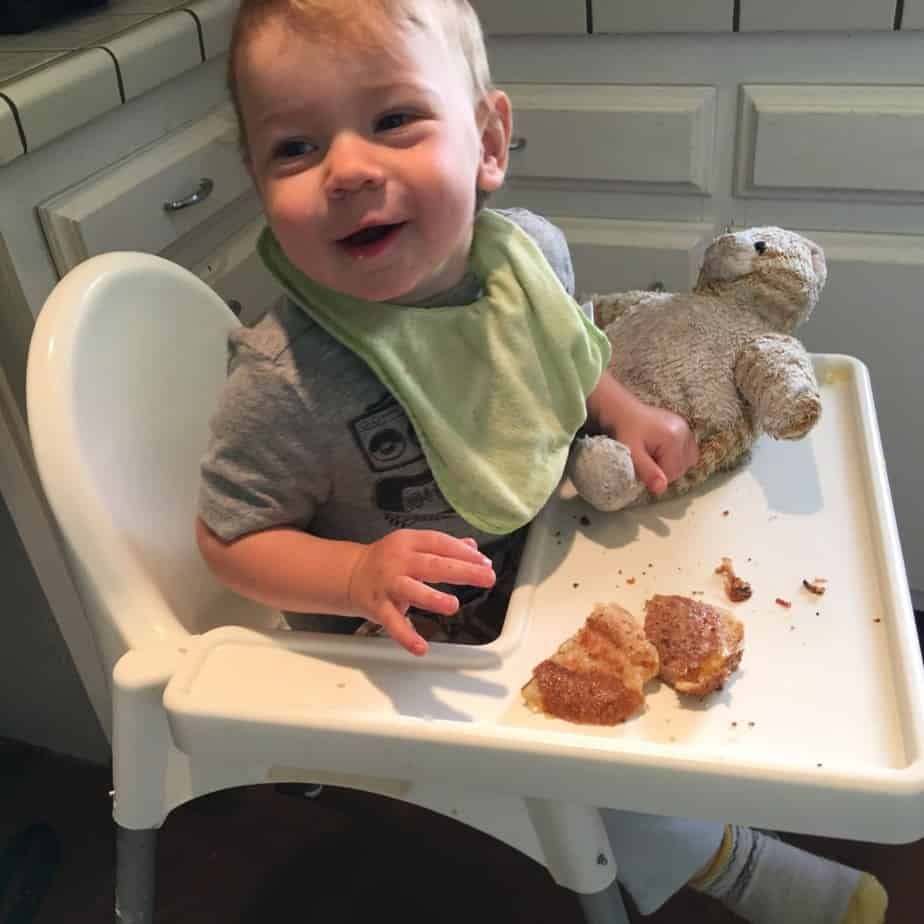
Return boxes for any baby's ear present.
[477,90,512,193]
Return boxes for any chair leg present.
[577,879,631,924]
[115,825,157,923]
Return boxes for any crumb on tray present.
[715,556,752,602]
[775,597,792,608]
[802,578,828,595]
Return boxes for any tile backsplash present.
[0,0,234,164]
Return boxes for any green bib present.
[258,209,610,535]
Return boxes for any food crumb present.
[572,582,580,589]
[716,556,753,602]
[579,515,591,526]
[748,721,755,727]
[775,598,792,608]
[626,577,636,585]
[874,618,882,623]
[722,510,730,517]
[802,578,827,595]
[691,590,704,595]
[731,721,737,727]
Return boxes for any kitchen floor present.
[2,613,923,924]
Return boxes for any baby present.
[195,1,886,921]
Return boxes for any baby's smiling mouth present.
[339,222,406,250]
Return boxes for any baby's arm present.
[584,373,699,495]
[196,520,495,656]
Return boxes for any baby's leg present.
[601,809,887,923]
[600,809,723,914]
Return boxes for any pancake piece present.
[522,603,660,725]
[644,594,744,697]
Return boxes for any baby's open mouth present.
[340,222,405,247]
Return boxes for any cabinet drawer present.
[471,0,586,34]
[37,104,250,276]
[503,84,717,193]
[592,0,732,34]
[739,0,894,31]
[192,217,283,328]
[736,84,924,199]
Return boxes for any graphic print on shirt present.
[350,393,455,527]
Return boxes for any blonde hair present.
[228,0,493,155]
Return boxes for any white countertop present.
[0,0,235,164]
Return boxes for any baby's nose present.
[323,134,385,198]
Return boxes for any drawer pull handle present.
[164,178,214,212]
[509,136,527,152]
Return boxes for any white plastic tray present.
[164,356,924,843]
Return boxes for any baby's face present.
[237,17,505,303]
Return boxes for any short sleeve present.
[496,207,576,296]
[198,341,331,541]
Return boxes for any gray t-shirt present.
[198,208,577,553]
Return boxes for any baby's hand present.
[348,531,496,656]
[615,403,699,495]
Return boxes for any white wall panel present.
[504,84,717,193]
[470,0,586,35]
[737,84,924,198]
[739,0,895,32]
[592,0,732,34]
[550,217,717,297]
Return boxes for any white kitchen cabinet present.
[470,0,586,35]
[739,0,895,32]
[551,217,716,296]
[796,229,924,592]
[737,84,924,199]
[503,84,716,194]
[192,216,283,327]
[904,2,924,28]
[38,104,253,276]
[591,0,733,34]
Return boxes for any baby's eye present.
[272,138,316,160]
[375,112,415,132]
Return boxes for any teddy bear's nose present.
[754,241,767,254]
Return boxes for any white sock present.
[692,825,886,924]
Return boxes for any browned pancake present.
[644,594,744,697]
[522,603,659,725]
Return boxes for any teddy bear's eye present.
[754,241,767,255]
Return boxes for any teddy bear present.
[569,225,827,512]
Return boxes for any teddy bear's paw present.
[568,435,646,511]
[767,389,822,440]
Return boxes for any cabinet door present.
[739,0,894,31]
[904,1,924,28]
[551,216,717,298]
[471,0,586,35]
[592,0,732,33]
[504,84,716,194]
[192,217,283,327]
[797,230,924,596]
[37,105,250,276]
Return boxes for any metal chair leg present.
[577,879,631,924]
[115,825,156,923]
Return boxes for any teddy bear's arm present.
[734,334,821,440]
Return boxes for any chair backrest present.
[27,252,279,678]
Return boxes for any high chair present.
[26,252,633,923]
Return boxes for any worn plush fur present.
[569,226,827,512]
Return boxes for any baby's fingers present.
[412,552,496,588]
[377,598,429,657]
